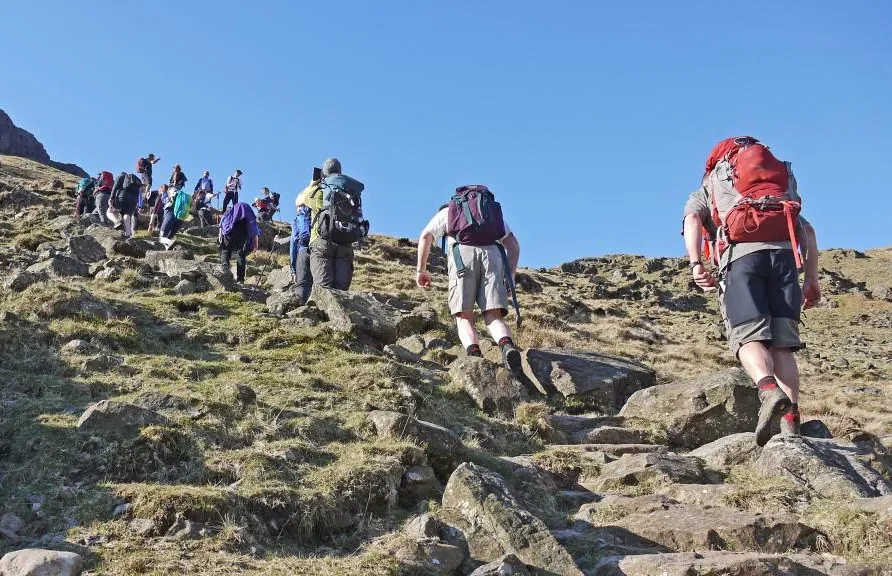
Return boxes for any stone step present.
[545,443,668,456]
[556,490,600,509]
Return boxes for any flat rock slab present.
[756,435,892,499]
[654,483,737,508]
[469,553,530,576]
[589,452,707,491]
[688,432,761,472]
[26,255,89,278]
[594,551,872,576]
[449,357,528,416]
[66,234,107,263]
[580,501,818,553]
[310,287,405,344]
[77,400,169,440]
[619,368,758,449]
[572,425,664,445]
[547,443,668,457]
[522,348,655,414]
[0,548,84,576]
[368,410,460,475]
[440,462,582,575]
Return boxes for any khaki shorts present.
[447,244,508,316]
[719,249,803,356]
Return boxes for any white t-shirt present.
[422,208,512,249]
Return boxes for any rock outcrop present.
[0,109,87,177]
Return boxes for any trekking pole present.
[255,241,279,286]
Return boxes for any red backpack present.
[706,137,802,267]
[98,171,115,191]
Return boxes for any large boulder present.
[144,249,193,268]
[0,548,84,576]
[589,453,707,491]
[266,290,303,316]
[156,258,235,291]
[575,496,818,554]
[3,270,39,292]
[756,436,892,499]
[368,410,461,475]
[383,537,466,576]
[266,266,293,292]
[449,357,528,416]
[26,255,89,278]
[619,369,758,449]
[66,234,107,264]
[100,236,154,259]
[76,400,169,441]
[469,554,530,576]
[688,432,761,472]
[310,287,405,344]
[440,463,582,575]
[522,349,655,414]
[594,551,870,576]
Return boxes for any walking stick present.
[255,241,279,286]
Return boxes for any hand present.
[416,270,432,289]
[691,263,717,291]
[273,235,280,242]
[802,277,821,310]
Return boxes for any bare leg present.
[737,341,774,383]
[483,309,511,342]
[455,312,478,349]
[771,347,800,404]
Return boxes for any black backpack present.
[124,173,143,195]
[316,175,369,245]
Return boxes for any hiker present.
[194,170,214,196]
[274,204,313,304]
[192,188,216,227]
[170,164,187,191]
[92,170,115,225]
[295,157,368,290]
[415,185,523,373]
[253,192,276,222]
[682,136,821,446]
[112,172,144,238]
[159,184,191,250]
[263,187,281,219]
[137,153,161,200]
[218,201,260,284]
[223,169,242,213]
[147,184,170,235]
[74,175,95,217]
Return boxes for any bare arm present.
[800,220,821,308]
[501,233,520,278]
[415,232,434,288]
[683,212,716,291]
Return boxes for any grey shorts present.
[719,249,802,356]
[447,244,508,316]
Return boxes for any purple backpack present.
[446,185,505,246]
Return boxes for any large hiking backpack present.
[293,206,312,246]
[446,185,506,246]
[705,137,801,264]
[77,177,95,198]
[270,192,281,207]
[97,171,115,192]
[124,173,143,194]
[173,190,193,220]
[219,202,259,251]
[316,174,368,245]
[136,157,148,173]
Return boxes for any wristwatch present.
[689,261,702,270]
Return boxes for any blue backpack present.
[293,206,311,246]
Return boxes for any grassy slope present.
[0,154,890,573]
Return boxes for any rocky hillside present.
[0,154,890,576]
[0,111,87,178]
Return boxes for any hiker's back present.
[446,185,506,247]
[318,174,368,245]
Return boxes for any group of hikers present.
[69,137,819,447]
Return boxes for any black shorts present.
[720,249,802,355]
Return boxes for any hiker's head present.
[262,187,270,196]
[160,184,169,192]
[148,153,155,160]
[174,164,181,172]
[322,157,341,176]
[203,170,210,177]
[235,169,242,176]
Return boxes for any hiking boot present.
[500,342,523,376]
[755,380,792,447]
[780,409,801,436]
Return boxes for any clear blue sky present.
[4,0,890,267]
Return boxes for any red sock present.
[498,337,513,348]
[757,376,778,391]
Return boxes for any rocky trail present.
[0,154,890,575]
